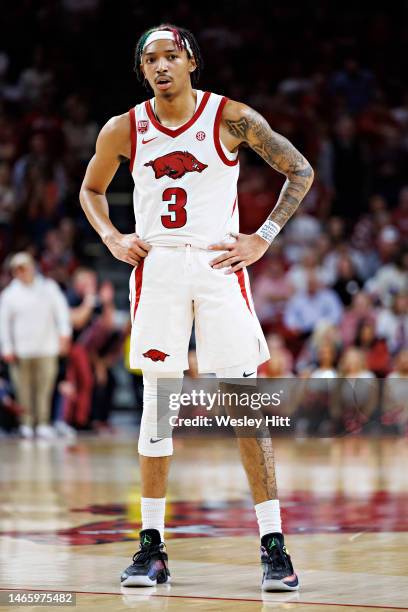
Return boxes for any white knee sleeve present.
[138,371,183,457]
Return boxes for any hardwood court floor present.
[0,435,407,611]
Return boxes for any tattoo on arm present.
[225,109,314,228]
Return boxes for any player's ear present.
[188,55,197,73]
[140,62,145,78]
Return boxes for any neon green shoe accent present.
[268,538,277,550]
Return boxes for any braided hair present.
[134,24,203,87]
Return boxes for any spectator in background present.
[259,334,293,378]
[355,319,391,377]
[340,291,377,346]
[0,108,18,163]
[63,267,99,428]
[382,349,408,434]
[333,347,378,434]
[329,115,369,217]
[0,360,24,434]
[365,247,408,307]
[332,254,363,306]
[284,271,343,337]
[17,46,53,106]
[0,162,16,258]
[40,226,78,287]
[80,280,124,433]
[252,254,294,330]
[310,341,339,379]
[330,58,375,114]
[296,322,341,374]
[287,247,331,293]
[12,132,66,207]
[392,186,408,239]
[63,96,98,164]
[0,252,71,438]
[282,212,323,264]
[376,292,408,355]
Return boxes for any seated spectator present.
[252,255,294,329]
[0,109,18,163]
[12,132,66,206]
[259,347,293,378]
[323,241,367,284]
[296,322,341,374]
[382,349,408,434]
[283,271,343,336]
[40,227,78,287]
[392,186,408,239]
[340,291,377,346]
[282,213,323,264]
[365,247,408,307]
[310,341,339,379]
[0,161,16,258]
[355,319,391,377]
[286,247,331,292]
[79,280,125,433]
[332,347,378,434]
[376,292,408,355]
[63,95,98,164]
[332,254,363,306]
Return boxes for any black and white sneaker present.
[121,529,170,587]
[261,532,299,591]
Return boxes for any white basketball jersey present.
[129,90,240,247]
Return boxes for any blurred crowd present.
[0,2,407,437]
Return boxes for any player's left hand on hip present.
[208,233,269,273]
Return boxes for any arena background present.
[0,0,406,431]
[0,2,407,610]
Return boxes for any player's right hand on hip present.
[104,232,151,266]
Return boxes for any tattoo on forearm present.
[226,110,314,228]
[256,437,278,499]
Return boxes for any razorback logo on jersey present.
[144,151,208,180]
[143,349,170,362]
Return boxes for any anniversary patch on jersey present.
[144,151,208,180]
[137,120,149,134]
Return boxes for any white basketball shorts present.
[129,245,270,373]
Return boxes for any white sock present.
[255,499,282,538]
[141,497,166,541]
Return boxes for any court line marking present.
[0,587,407,610]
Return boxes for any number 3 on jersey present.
[161,187,187,229]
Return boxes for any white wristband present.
[256,219,281,244]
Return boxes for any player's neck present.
[153,87,197,128]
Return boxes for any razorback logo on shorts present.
[144,151,208,180]
[143,349,170,362]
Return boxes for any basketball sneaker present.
[261,533,299,591]
[121,529,170,587]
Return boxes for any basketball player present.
[80,25,314,592]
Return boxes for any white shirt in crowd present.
[0,275,71,358]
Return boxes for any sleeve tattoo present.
[225,109,314,228]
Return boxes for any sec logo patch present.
[196,131,206,141]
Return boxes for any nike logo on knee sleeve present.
[243,371,255,377]
[150,437,164,443]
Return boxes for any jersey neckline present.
[145,91,211,138]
